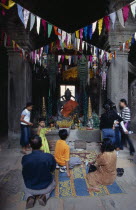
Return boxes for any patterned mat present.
[51,151,125,198]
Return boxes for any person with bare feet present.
[86,138,117,192]
[22,135,56,209]
[20,102,33,154]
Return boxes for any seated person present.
[22,135,56,209]
[54,129,81,177]
[37,118,50,153]
[86,138,117,192]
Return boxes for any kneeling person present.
[22,135,56,209]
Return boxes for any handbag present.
[116,168,124,177]
[88,164,97,173]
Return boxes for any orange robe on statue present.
[61,100,78,117]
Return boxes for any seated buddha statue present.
[58,89,79,120]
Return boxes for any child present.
[20,102,33,154]
[37,118,50,153]
[54,129,70,177]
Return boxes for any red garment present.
[61,100,78,117]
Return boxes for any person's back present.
[22,151,55,190]
[54,139,70,166]
[22,135,56,209]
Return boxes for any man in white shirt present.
[20,102,33,154]
[120,99,135,156]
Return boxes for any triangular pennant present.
[109,12,116,29]
[92,21,97,33]
[88,25,92,39]
[117,9,125,28]
[122,5,130,22]
[130,1,136,18]
[17,4,24,24]
[80,28,83,39]
[62,31,66,42]
[54,26,61,36]
[84,26,88,39]
[24,9,30,28]
[37,16,41,34]
[75,30,79,38]
[58,29,62,40]
[104,16,110,32]
[76,38,80,51]
[42,19,47,36]
[67,33,71,45]
[30,13,35,31]
[98,18,103,35]
[48,24,53,38]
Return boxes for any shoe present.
[38,195,47,206]
[60,166,67,173]
[26,196,35,209]
[56,164,60,169]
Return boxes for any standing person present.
[120,99,135,156]
[100,104,125,145]
[37,118,50,153]
[20,102,33,154]
[22,135,56,209]
[111,104,128,156]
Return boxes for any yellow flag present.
[75,30,79,38]
[98,18,103,35]
[0,0,15,9]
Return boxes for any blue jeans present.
[115,127,122,149]
[102,128,115,144]
[20,125,31,147]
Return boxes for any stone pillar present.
[107,52,128,108]
[8,51,32,138]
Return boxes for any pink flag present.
[104,16,110,32]
[42,19,47,36]
[122,5,130,22]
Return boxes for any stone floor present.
[0,135,136,210]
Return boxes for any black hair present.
[103,103,110,111]
[30,135,42,150]
[111,103,117,112]
[101,138,115,153]
[26,102,33,108]
[59,129,68,140]
[120,99,127,105]
[39,118,45,122]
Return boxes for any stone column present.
[107,52,128,108]
[8,50,32,138]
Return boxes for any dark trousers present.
[115,127,122,149]
[122,122,135,153]
[20,125,31,147]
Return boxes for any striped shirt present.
[121,107,131,122]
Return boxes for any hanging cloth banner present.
[67,33,71,45]
[37,16,41,34]
[76,38,80,51]
[17,4,24,24]
[122,5,130,22]
[80,28,83,39]
[130,1,136,18]
[82,41,85,50]
[58,28,62,40]
[117,9,125,28]
[69,56,71,65]
[71,33,75,44]
[109,12,116,29]
[98,18,103,35]
[54,26,61,36]
[75,30,79,38]
[48,24,53,38]
[92,21,97,33]
[58,55,61,63]
[62,31,66,42]
[30,13,35,31]
[104,16,110,32]
[84,26,88,39]
[88,25,92,40]
[0,0,15,9]
[41,19,46,35]
[24,9,30,28]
